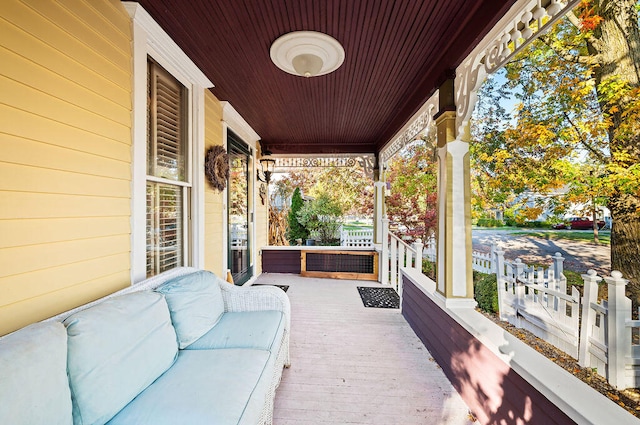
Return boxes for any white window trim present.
[126,2,213,283]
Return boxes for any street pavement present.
[472,228,611,276]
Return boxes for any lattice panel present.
[301,250,379,281]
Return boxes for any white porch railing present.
[340,228,374,247]
[380,219,423,297]
[495,250,580,358]
[579,270,640,390]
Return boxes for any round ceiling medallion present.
[270,31,345,78]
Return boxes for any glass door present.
[228,132,252,285]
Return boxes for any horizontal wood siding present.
[203,90,225,276]
[0,0,132,335]
[262,250,301,274]
[402,277,575,425]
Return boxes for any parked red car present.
[552,217,605,230]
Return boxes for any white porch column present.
[373,180,385,244]
[435,83,475,308]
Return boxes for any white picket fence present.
[495,250,580,358]
[340,228,374,247]
[492,248,639,390]
[423,236,436,262]
[579,270,640,390]
[472,248,496,274]
[381,226,640,390]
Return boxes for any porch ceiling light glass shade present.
[260,157,276,184]
[270,31,345,78]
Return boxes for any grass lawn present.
[342,222,373,231]
[513,230,611,245]
[473,226,515,230]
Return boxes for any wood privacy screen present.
[301,250,378,281]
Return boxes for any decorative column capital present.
[435,110,457,148]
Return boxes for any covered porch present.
[2,0,639,423]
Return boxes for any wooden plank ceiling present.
[135,0,516,155]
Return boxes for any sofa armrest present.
[217,282,291,332]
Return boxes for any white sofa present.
[0,267,290,425]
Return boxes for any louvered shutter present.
[146,60,189,277]
[148,62,187,181]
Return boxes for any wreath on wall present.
[204,145,229,192]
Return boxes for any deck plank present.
[255,274,474,425]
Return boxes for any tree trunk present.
[589,0,640,296]
[609,193,640,303]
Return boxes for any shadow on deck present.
[253,273,473,425]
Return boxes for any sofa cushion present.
[64,292,178,425]
[155,270,225,348]
[186,310,284,352]
[107,349,273,425]
[0,322,73,425]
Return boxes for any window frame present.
[146,59,190,276]
[126,3,212,283]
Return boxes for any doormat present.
[357,287,399,309]
[254,284,289,293]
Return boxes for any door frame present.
[227,130,253,285]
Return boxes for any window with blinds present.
[146,59,190,277]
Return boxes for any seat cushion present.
[0,322,72,425]
[107,349,273,425]
[155,270,225,348]
[64,292,178,425]
[186,310,284,352]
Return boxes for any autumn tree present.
[386,138,438,242]
[472,1,640,295]
[272,166,373,218]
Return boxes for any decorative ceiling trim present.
[380,93,438,165]
[455,0,581,136]
[272,154,376,179]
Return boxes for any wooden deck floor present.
[254,274,474,425]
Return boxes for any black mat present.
[357,287,400,309]
[254,284,289,293]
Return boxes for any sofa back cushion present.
[155,270,225,348]
[0,322,73,425]
[64,292,178,425]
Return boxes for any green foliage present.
[287,188,308,244]
[520,221,549,229]
[421,259,436,281]
[297,193,343,245]
[476,218,505,227]
[563,270,584,287]
[473,271,499,314]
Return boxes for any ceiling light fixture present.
[270,31,345,78]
